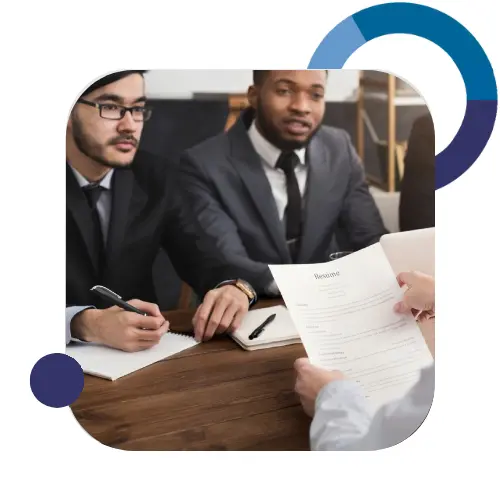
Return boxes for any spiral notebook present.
[66,332,199,381]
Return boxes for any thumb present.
[396,271,416,288]
[294,358,310,373]
[394,300,412,314]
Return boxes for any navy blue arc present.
[308,2,498,189]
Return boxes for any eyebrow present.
[94,93,147,104]
[274,79,325,90]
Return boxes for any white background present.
[2,0,499,498]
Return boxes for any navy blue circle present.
[30,353,84,408]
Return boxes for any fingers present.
[227,308,246,333]
[193,291,216,341]
[127,299,163,317]
[121,320,171,352]
[131,319,170,342]
[216,303,240,334]
[194,287,249,342]
[201,296,230,341]
[395,271,435,315]
[125,313,167,331]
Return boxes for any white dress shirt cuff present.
[66,306,95,345]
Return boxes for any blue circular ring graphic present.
[308,2,497,189]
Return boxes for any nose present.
[289,92,311,115]
[117,109,138,133]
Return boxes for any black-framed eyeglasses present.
[77,98,153,122]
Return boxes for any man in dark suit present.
[399,113,435,231]
[67,71,257,350]
[178,70,387,298]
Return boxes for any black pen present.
[90,285,148,316]
[249,313,276,340]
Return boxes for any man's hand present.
[294,358,345,417]
[394,271,435,321]
[192,285,249,342]
[71,299,170,352]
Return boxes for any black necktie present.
[276,151,302,262]
[82,183,106,276]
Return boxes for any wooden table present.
[71,300,312,451]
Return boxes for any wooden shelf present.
[225,94,249,131]
[357,71,405,192]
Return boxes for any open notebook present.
[66,332,198,381]
[231,305,301,350]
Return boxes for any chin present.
[107,153,137,169]
[281,135,310,150]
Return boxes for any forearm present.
[311,379,372,451]
[311,365,435,451]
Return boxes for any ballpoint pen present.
[249,313,276,340]
[90,285,148,316]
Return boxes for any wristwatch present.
[217,279,257,307]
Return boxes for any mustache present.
[108,135,138,147]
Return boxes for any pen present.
[249,313,276,340]
[90,285,148,316]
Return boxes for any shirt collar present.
[248,120,306,168]
[69,165,114,190]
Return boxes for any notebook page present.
[269,243,433,414]
[66,332,198,380]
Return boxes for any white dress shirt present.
[247,121,307,295]
[66,166,114,344]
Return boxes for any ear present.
[247,85,258,109]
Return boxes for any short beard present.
[71,116,136,169]
[256,100,320,151]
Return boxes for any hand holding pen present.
[70,286,170,352]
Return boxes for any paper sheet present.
[270,243,434,413]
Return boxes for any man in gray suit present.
[178,70,387,300]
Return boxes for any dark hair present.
[252,69,328,85]
[80,70,147,97]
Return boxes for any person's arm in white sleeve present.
[310,365,434,451]
[65,306,95,344]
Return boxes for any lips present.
[112,139,137,151]
[283,118,312,135]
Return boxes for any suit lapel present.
[297,136,331,262]
[66,163,99,273]
[227,117,290,262]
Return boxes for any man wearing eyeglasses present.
[66,70,257,352]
